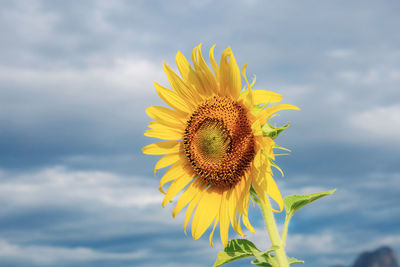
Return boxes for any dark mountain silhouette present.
[352,246,399,267]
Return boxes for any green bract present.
[262,122,290,139]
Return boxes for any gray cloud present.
[0,166,220,266]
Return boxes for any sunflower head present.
[143,44,299,247]
[184,96,256,189]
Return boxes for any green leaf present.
[213,239,262,267]
[250,245,279,266]
[251,257,274,267]
[252,255,304,266]
[252,253,302,267]
[251,253,274,266]
[288,257,304,265]
[284,189,336,216]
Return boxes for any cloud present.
[0,166,181,245]
[0,55,166,167]
[0,57,164,93]
[0,239,148,265]
[0,57,165,127]
[326,49,355,58]
[0,165,399,267]
[335,68,400,85]
[0,166,168,218]
[0,166,219,266]
[349,104,400,143]
[287,232,336,254]
[0,0,57,53]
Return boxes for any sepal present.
[262,122,290,139]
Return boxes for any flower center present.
[195,119,231,160]
[183,96,255,188]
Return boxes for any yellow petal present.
[252,178,268,207]
[209,216,219,248]
[227,187,244,236]
[148,121,184,132]
[219,190,230,247]
[162,173,195,207]
[266,173,283,212]
[253,150,263,170]
[251,120,263,137]
[172,178,207,218]
[142,141,180,155]
[159,158,188,194]
[146,106,185,129]
[163,62,197,108]
[154,152,180,176]
[192,187,221,240]
[242,212,255,233]
[239,63,254,108]
[237,176,255,233]
[252,90,282,104]
[147,122,184,139]
[253,156,283,213]
[258,104,300,125]
[195,44,218,95]
[190,45,208,96]
[233,182,246,235]
[209,44,219,82]
[154,82,191,114]
[176,51,204,101]
[176,51,191,78]
[219,47,241,99]
[144,127,182,140]
[184,189,206,234]
[236,213,245,237]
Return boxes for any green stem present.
[259,197,289,267]
[268,255,279,267]
[281,214,291,248]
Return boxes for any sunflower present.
[142,44,299,247]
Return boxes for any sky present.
[0,0,400,266]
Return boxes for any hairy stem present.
[259,198,289,267]
[281,214,291,248]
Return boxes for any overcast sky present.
[1,0,400,266]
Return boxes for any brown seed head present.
[183,96,255,188]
